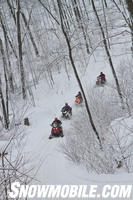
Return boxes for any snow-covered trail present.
[23,61,133,200]
[25,72,81,184]
[24,70,133,183]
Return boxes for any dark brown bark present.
[57,0,102,148]
[125,0,133,53]
[6,0,16,24]
[104,0,108,8]
[125,0,133,19]
[2,153,8,200]
[17,0,26,99]
[0,39,9,129]
[0,11,17,58]
[0,15,14,93]
[0,77,9,130]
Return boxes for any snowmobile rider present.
[62,103,72,114]
[99,72,106,82]
[76,91,83,100]
[52,117,62,127]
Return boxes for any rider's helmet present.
[54,117,58,120]
[100,72,103,75]
[65,103,68,106]
[78,91,81,95]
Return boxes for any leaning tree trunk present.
[0,11,17,59]
[0,15,14,93]
[1,153,8,200]
[6,0,16,24]
[16,0,26,99]
[91,0,124,105]
[0,76,9,130]
[0,39,9,129]
[125,0,133,54]
[57,0,102,148]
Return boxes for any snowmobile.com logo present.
[8,182,132,199]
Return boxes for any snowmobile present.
[75,96,83,104]
[49,122,64,139]
[96,76,106,86]
[61,109,72,119]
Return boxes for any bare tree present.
[125,0,133,53]
[1,152,8,200]
[38,0,60,25]
[21,11,39,56]
[0,77,9,130]
[6,0,16,24]
[57,0,102,148]
[72,0,90,54]
[0,11,17,59]
[16,0,26,99]
[111,0,133,54]
[0,39,9,129]
[0,126,38,199]
[91,0,124,105]
[0,14,14,93]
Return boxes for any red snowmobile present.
[49,122,64,139]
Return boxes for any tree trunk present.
[0,11,17,58]
[101,0,110,48]
[2,153,8,200]
[17,0,26,99]
[91,0,124,105]
[57,0,102,148]
[0,15,14,93]
[6,0,16,24]
[0,39,9,129]
[125,0,133,54]
[38,0,60,25]
[0,77,9,129]
[21,12,39,56]
[72,0,90,54]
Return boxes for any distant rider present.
[76,92,83,101]
[61,103,72,115]
[99,72,106,82]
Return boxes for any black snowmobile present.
[61,108,72,119]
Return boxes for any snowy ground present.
[0,1,132,199]
[22,64,133,199]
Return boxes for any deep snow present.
[22,68,133,199]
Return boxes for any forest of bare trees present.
[0,0,133,199]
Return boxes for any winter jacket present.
[52,120,62,127]
[76,93,82,99]
[62,105,72,113]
